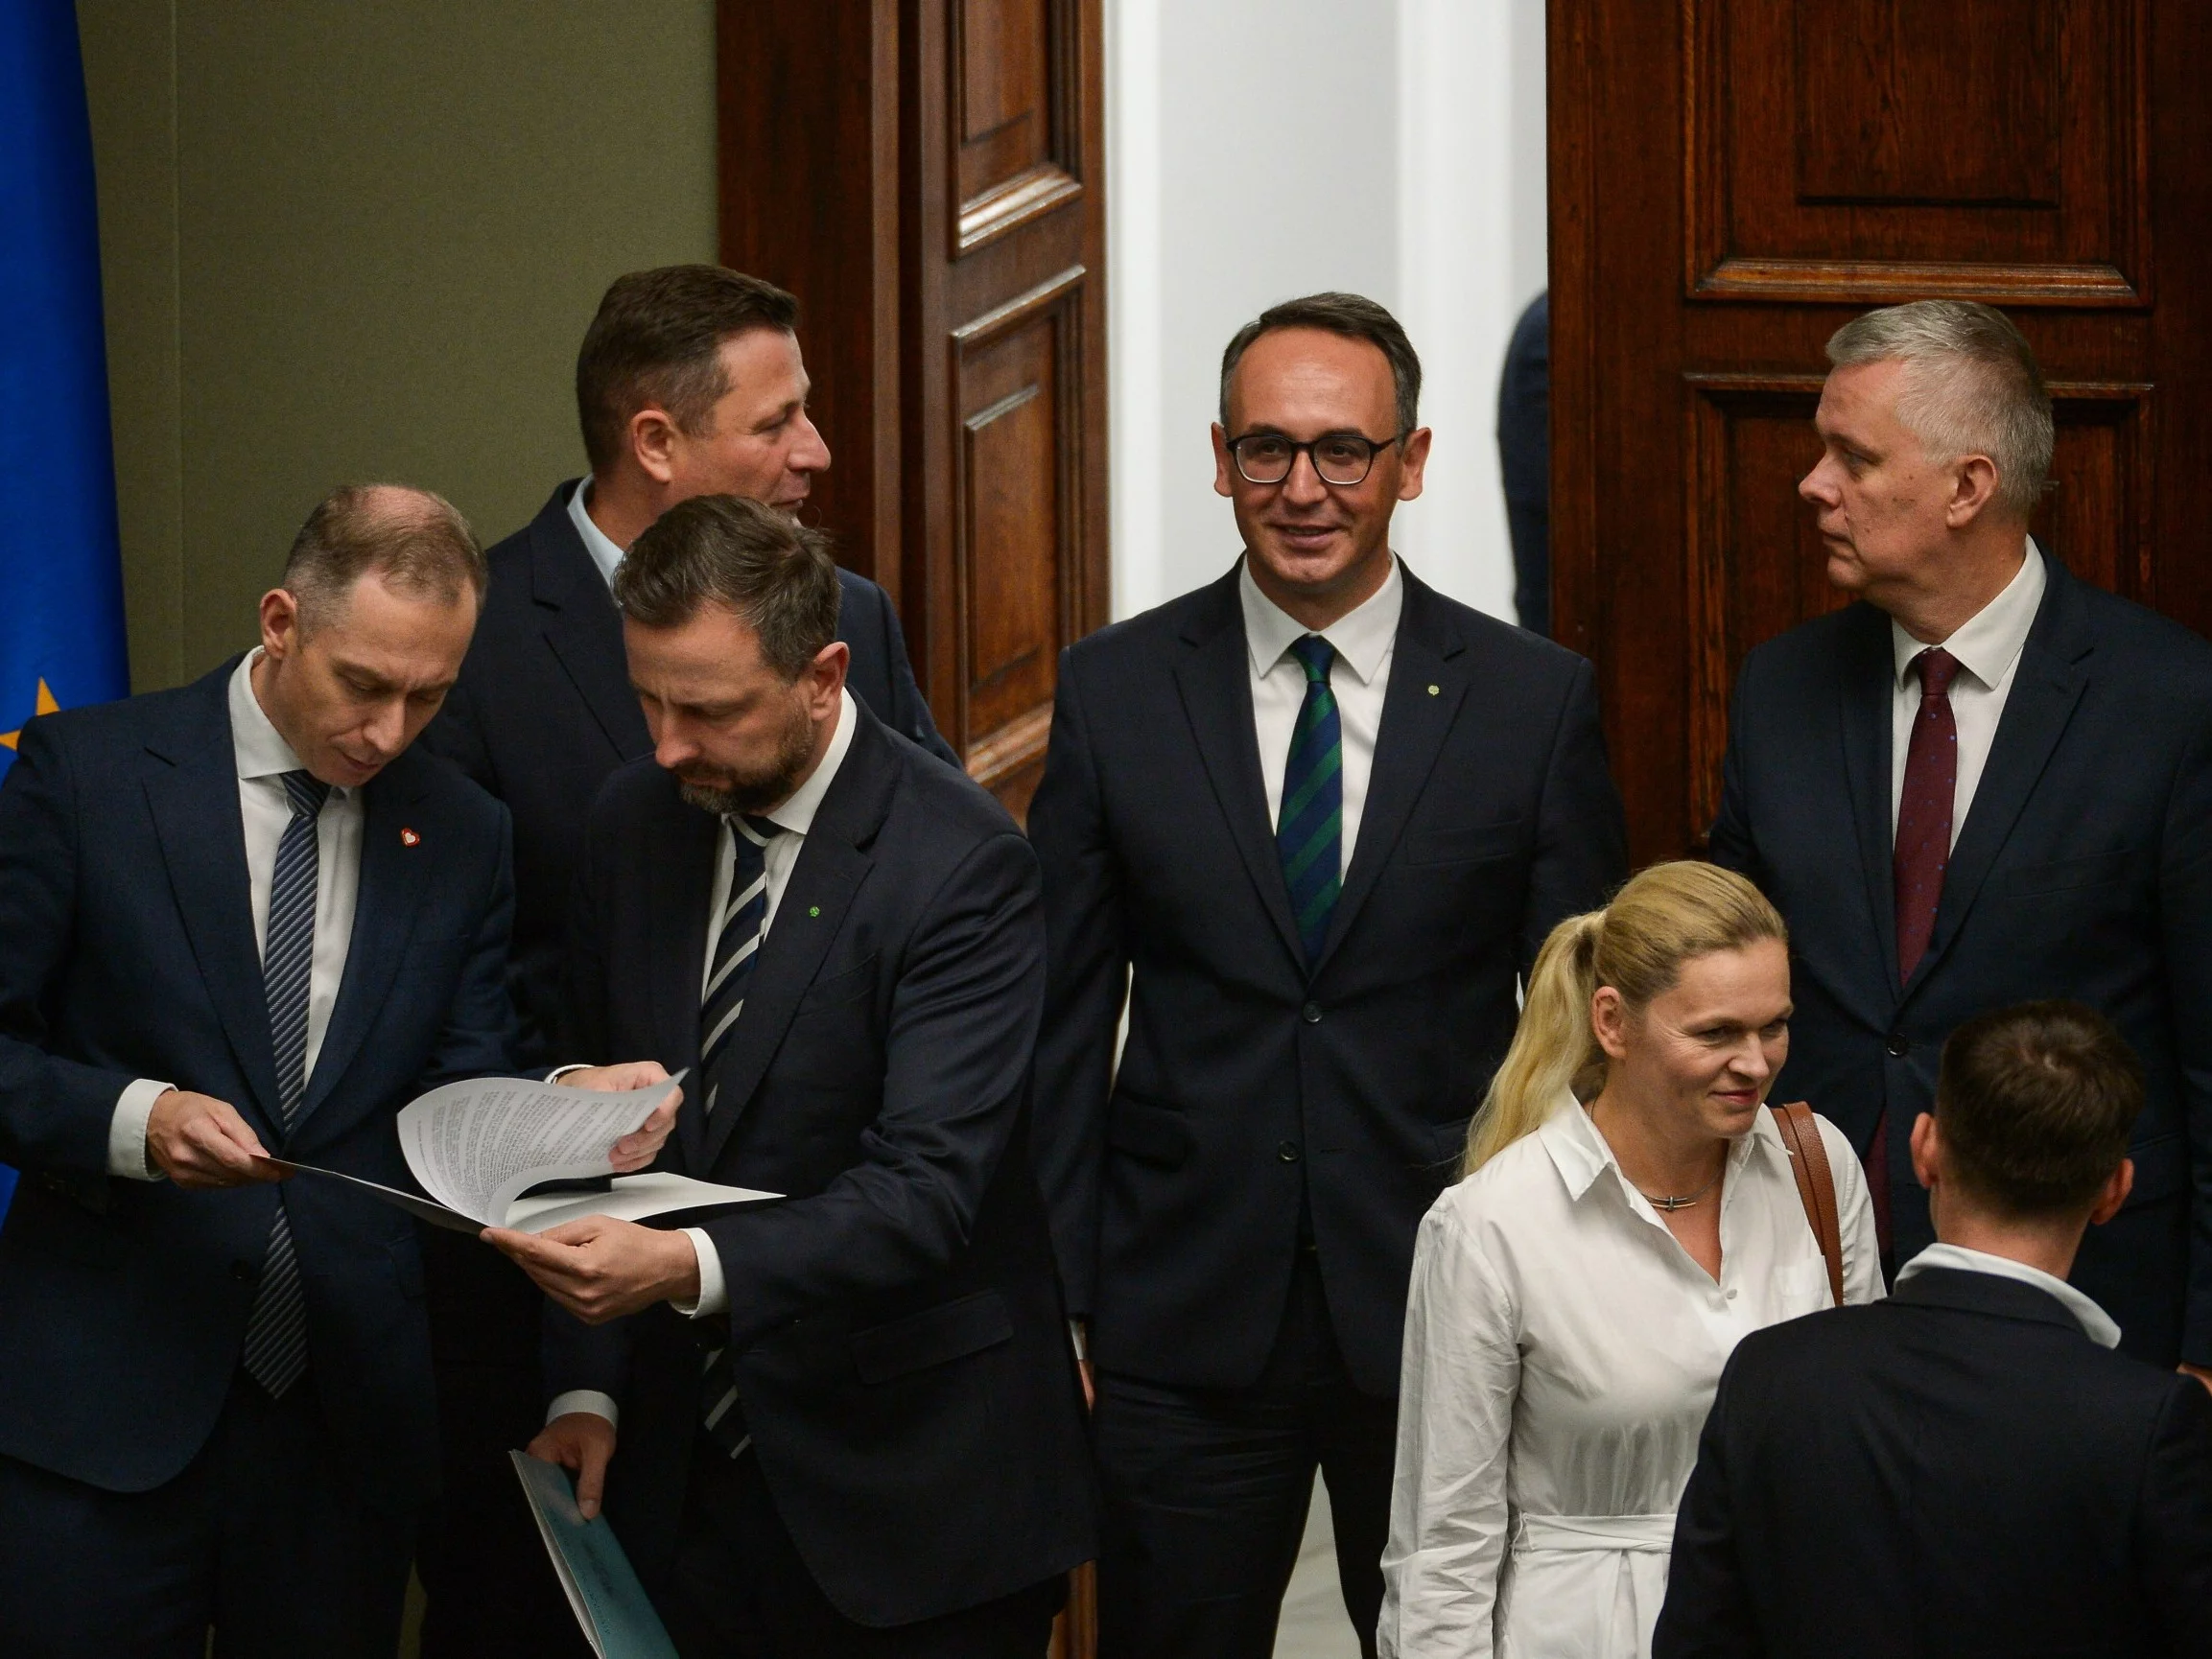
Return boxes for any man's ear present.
[1395,427,1434,502]
[1211,423,1235,500]
[807,641,851,716]
[2087,1157,2134,1227]
[629,407,680,486]
[1943,454,2002,529]
[260,588,303,662]
[1909,1110,1941,1192]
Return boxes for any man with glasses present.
[1028,292,1627,1658]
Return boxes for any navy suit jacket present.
[1656,1267,2212,1658]
[1027,561,1627,1396]
[422,480,954,1064]
[1710,559,2212,1366]
[0,662,518,1514]
[545,706,1094,1628]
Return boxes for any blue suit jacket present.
[422,481,955,1065]
[1711,559,2212,1367]
[0,661,519,1513]
[1027,561,1628,1396]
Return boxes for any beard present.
[674,699,818,818]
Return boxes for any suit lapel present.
[302,759,435,1122]
[1171,570,1305,970]
[644,786,720,1171]
[532,486,650,761]
[1908,571,2090,999]
[1837,605,1901,1000]
[1314,572,1466,976]
[143,666,281,1135]
[697,716,895,1172]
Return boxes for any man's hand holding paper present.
[486,1214,703,1325]
[553,1061,682,1172]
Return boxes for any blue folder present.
[510,1450,681,1659]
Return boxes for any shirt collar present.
[1238,553,1403,686]
[1537,1086,1786,1204]
[1895,1241,2121,1348]
[568,478,628,588]
[227,649,341,791]
[756,689,856,839]
[1891,536,2047,691]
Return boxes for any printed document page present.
[397,1074,681,1226]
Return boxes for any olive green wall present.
[76,0,720,691]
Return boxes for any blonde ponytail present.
[1460,861,1787,1177]
[1462,910,1606,1176]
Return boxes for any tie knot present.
[1288,635,1335,684]
[1913,647,1962,699]
[280,770,331,820]
[730,812,782,849]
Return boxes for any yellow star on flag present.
[1,680,61,751]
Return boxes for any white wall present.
[1109,0,1548,623]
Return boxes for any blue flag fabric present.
[0,0,133,1222]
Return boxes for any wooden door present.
[1551,0,2212,863]
[718,0,1110,821]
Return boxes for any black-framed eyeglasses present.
[1225,430,1408,487]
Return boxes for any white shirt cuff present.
[546,1390,620,1430]
[671,1227,727,1318]
[545,1063,593,1083]
[109,1079,173,1180]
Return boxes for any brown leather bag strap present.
[1768,1101,1845,1307]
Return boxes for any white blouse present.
[1378,1093,1882,1658]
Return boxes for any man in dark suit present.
[416,266,954,1655]
[1027,292,1627,1658]
[1709,300,2212,1381]
[1656,1000,2212,1657]
[0,486,671,1658]
[490,494,1094,1656]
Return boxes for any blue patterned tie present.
[241,769,330,1398]
[699,814,781,1117]
[1277,636,1343,966]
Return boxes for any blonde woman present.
[1377,862,1881,1658]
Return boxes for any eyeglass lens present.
[1234,434,1380,486]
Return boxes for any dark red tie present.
[1870,646,1962,1253]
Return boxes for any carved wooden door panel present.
[1551,0,2212,862]
[719,0,1108,821]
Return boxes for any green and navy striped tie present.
[1277,635,1342,966]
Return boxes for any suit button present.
[1278,1141,1302,1163]
[1886,1033,1910,1058]
[1301,1002,1323,1024]
[228,1260,256,1284]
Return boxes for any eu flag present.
[1,0,131,1221]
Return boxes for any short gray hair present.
[612,494,839,680]
[1825,300,2053,520]
[282,484,485,629]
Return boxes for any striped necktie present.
[241,768,330,1398]
[694,812,780,1460]
[1277,635,1343,966]
[699,813,782,1117]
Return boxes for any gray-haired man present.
[1710,299,2212,1384]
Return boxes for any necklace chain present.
[1638,1169,1723,1212]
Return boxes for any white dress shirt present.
[1890,539,2046,847]
[567,477,626,587]
[550,690,859,1431]
[106,651,364,1179]
[1379,1092,1883,1659]
[1894,1240,2121,1347]
[1241,553,1402,875]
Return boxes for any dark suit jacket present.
[1655,1266,2212,1658]
[1026,560,1627,1396]
[1710,558,2212,1366]
[545,706,1094,1628]
[422,480,954,1065]
[0,661,518,1514]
